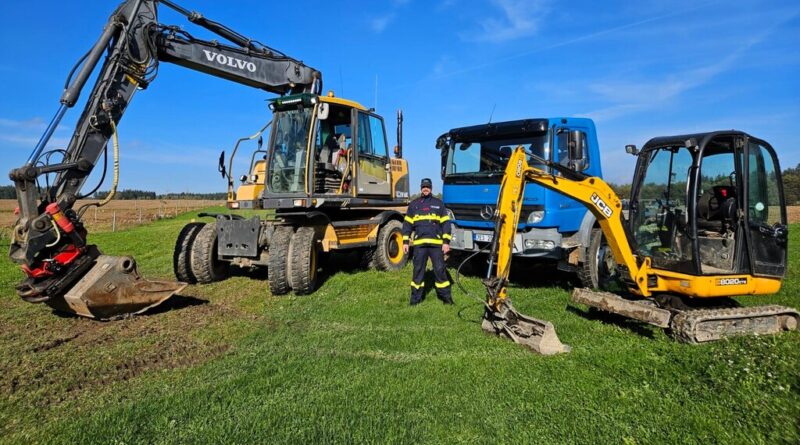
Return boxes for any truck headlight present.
[527,210,544,224]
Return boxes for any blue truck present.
[436,117,614,288]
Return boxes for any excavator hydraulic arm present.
[8,0,322,319]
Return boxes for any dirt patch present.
[0,296,255,408]
[788,206,800,224]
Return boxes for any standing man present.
[402,178,453,305]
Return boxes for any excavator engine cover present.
[45,255,186,320]
[482,303,570,355]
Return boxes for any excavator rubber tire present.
[288,226,319,295]
[190,222,229,284]
[577,228,617,290]
[268,225,295,295]
[372,220,407,271]
[173,222,205,284]
[359,247,376,270]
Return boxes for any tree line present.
[607,162,800,205]
[0,186,224,200]
[1,163,798,203]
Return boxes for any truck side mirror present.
[257,136,263,149]
[218,150,226,178]
[625,144,638,155]
[436,133,450,179]
[569,130,587,170]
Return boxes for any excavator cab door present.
[354,111,391,197]
[743,137,787,278]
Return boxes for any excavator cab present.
[264,93,409,206]
[629,131,787,283]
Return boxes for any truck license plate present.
[474,233,493,243]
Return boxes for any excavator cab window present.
[696,143,740,274]
[745,140,787,277]
[266,107,314,194]
[312,104,353,194]
[630,146,694,273]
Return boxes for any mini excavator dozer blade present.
[481,301,570,355]
[22,252,186,320]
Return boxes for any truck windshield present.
[266,108,313,193]
[445,135,548,178]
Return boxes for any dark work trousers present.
[410,246,452,304]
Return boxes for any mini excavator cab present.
[629,132,787,282]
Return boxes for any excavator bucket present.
[44,255,186,320]
[482,303,570,355]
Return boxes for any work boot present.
[442,297,454,305]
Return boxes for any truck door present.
[744,138,787,277]
[553,127,591,230]
[354,111,391,197]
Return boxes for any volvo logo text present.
[202,50,257,72]
[480,205,494,221]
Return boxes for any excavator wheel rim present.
[388,231,404,263]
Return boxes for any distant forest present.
[1,162,799,204]
[0,186,224,200]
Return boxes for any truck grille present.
[447,204,542,222]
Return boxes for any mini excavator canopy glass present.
[629,132,787,279]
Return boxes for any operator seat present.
[697,186,738,232]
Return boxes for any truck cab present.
[437,117,609,288]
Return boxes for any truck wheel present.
[578,228,618,290]
[268,225,295,295]
[173,222,205,283]
[190,222,229,284]
[288,226,319,294]
[373,220,407,271]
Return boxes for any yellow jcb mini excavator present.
[481,131,798,354]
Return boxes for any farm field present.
[0,208,798,444]
[0,199,222,236]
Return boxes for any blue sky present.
[1,0,799,193]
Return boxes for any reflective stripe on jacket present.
[402,195,452,246]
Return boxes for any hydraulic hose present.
[97,120,120,207]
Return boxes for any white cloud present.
[465,0,550,43]
[0,117,46,130]
[584,22,784,123]
[370,13,396,33]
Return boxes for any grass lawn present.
[0,210,798,444]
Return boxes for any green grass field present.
[1,210,798,444]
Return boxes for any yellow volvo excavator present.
[481,131,798,354]
[8,0,409,320]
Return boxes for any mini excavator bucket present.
[482,303,570,355]
[43,255,186,320]
[481,277,570,355]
